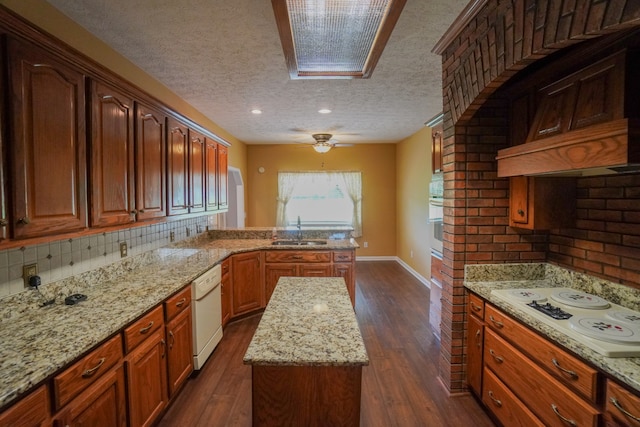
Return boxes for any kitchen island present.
[244,276,368,427]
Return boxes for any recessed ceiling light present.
[251,109,262,114]
[318,109,332,114]
[272,0,407,79]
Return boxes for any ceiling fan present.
[306,133,352,153]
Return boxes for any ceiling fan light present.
[313,142,332,153]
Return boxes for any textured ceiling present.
[45,0,468,145]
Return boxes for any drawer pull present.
[551,404,576,426]
[552,358,578,380]
[82,357,105,378]
[489,315,504,328]
[175,298,187,308]
[139,321,154,334]
[291,255,303,260]
[487,391,502,407]
[489,349,503,364]
[475,330,481,348]
[470,302,482,312]
[161,339,166,358]
[611,397,640,422]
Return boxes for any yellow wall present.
[0,0,248,181]
[396,127,432,280]
[247,144,396,257]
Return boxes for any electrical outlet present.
[119,242,128,258]
[363,242,368,248]
[170,231,175,242]
[23,263,38,288]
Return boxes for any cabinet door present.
[166,306,193,399]
[167,118,189,216]
[466,314,484,396]
[205,139,218,211]
[55,366,126,427]
[8,38,87,238]
[217,143,229,210]
[509,176,530,226]
[90,80,135,227]
[0,385,50,427]
[189,130,206,213]
[231,251,263,316]
[333,263,355,306]
[126,328,168,427]
[221,263,232,327]
[135,103,166,220]
[431,123,443,174]
[264,264,297,303]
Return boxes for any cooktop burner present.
[550,289,610,309]
[490,287,640,357]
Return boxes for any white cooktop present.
[491,287,640,358]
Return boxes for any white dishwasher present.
[191,264,223,370]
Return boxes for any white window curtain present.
[339,172,362,237]
[276,172,298,227]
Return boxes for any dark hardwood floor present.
[158,261,495,426]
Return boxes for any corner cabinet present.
[7,37,87,239]
[231,251,264,316]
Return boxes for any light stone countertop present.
[0,235,358,410]
[243,277,368,366]
[464,263,640,394]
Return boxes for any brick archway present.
[435,0,640,393]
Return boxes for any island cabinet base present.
[252,365,363,427]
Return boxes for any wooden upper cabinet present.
[509,176,576,230]
[90,80,135,227]
[205,139,218,211]
[217,143,229,210]
[167,118,189,216]
[189,130,206,213]
[7,38,87,239]
[135,103,167,221]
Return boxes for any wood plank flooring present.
[158,261,495,427]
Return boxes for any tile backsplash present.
[0,214,220,298]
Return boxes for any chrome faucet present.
[296,216,302,242]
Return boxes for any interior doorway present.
[225,166,245,228]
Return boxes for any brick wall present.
[437,0,640,393]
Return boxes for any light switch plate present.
[119,242,128,258]
[23,263,38,288]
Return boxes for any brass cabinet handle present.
[169,331,175,350]
[139,321,154,334]
[130,210,137,214]
[82,357,105,378]
[487,390,502,407]
[17,217,30,224]
[470,302,482,312]
[161,339,166,358]
[175,298,186,308]
[517,209,525,216]
[489,349,503,364]
[551,404,576,426]
[139,209,145,213]
[475,330,481,348]
[291,255,303,260]
[552,358,578,380]
[0,219,7,226]
[489,315,504,328]
[611,397,640,422]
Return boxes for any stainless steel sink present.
[271,240,327,246]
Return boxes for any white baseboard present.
[355,256,430,289]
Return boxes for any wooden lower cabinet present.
[264,263,297,302]
[0,385,50,427]
[166,305,193,399]
[482,367,543,427]
[221,259,232,326]
[466,314,484,396]
[231,251,263,316]
[54,365,127,427]
[125,328,168,427]
[605,380,640,427]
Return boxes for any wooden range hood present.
[497,49,640,177]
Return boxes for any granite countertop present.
[464,263,640,394]
[0,234,358,410]
[243,277,368,366]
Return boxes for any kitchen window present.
[276,171,362,237]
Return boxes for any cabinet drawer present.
[606,380,640,427]
[468,293,484,320]
[165,286,191,321]
[482,367,544,427]
[123,305,164,353]
[333,251,353,262]
[53,333,123,410]
[265,250,331,263]
[485,304,598,402]
[484,329,599,427]
[0,384,50,426]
